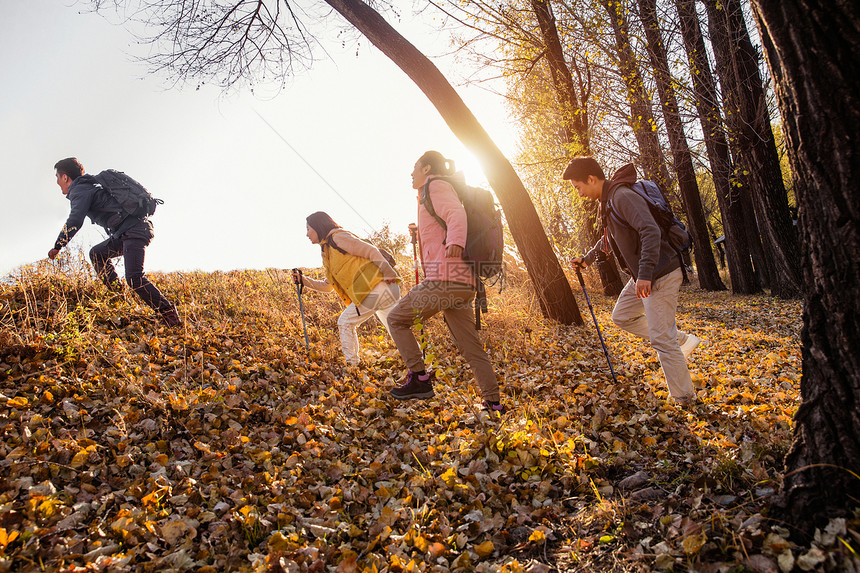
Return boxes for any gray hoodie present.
[583,164,680,282]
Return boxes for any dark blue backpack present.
[91,169,163,237]
[608,180,691,251]
[608,180,692,281]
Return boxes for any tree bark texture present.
[703,0,801,298]
[675,0,759,294]
[325,0,583,324]
[599,0,672,193]
[637,0,725,291]
[750,0,860,539]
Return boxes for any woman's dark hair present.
[306,211,341,247]
[54,157,84,181]
[418,151,455,176]
[562,156,606,182]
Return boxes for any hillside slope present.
[1,263,854,572]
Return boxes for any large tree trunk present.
[325,0,582,324]
[599,0,673,193]
[750,0,860,539]
[703,0,801,298]
[675,0,759,294]
[531,0,624,296]
[637,0,725,291]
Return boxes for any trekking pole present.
[409,225,426,359]
[575,267,619,384]
[409,225,420,286]
[292,269,310,352]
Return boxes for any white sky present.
[1,0,518,277]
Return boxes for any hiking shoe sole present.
[390,388,435,400]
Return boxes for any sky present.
[1,0,518,278]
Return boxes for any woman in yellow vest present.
[293,211,401,366]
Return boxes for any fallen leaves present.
[0,268,855,572]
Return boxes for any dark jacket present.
[584,164,680,282]
[54,175,152,250]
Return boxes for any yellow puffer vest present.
[321,230,385,306]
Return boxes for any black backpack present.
[421,176,505,329]
[93,170,163,233]
[607,179,691,281]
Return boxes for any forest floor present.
[0,258,857,572]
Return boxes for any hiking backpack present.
[420,176,504,280]
[327,231,398,269]
[421,176,505,329]
[93,170,163,230]
[607,179,692,281]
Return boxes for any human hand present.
[636,279,652,298]
[48,249,60,260]
[446,244,464,259]
[291,270,303,285]
[570,256,587,269]
[408,223,418,241]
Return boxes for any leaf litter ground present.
[0,263,857,572]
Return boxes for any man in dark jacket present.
[48,157,181,327]
[565,157,700,404]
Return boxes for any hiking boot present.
[159,306,183,327]
[391,371,435,400]
[680,334,701,360]
[482,400,505,414]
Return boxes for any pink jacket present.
[418,176,475,287]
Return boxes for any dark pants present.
[90,233,173,312]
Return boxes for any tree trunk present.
[531,0,624,296]
[531,0,589,153]
[325,0,583,324]
[675,0,759,294]
[703,0,801,298]
[637,0,725,291]
[600,0,672,193]
[750,0,860,539]
[703,0,772,289]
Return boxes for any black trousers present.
[89,231,173,312]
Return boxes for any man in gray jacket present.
[49,157,181,327]
[566,157,700,404]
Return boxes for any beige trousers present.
[611,268,695,401]
[387,281,500,402]
[337,281,401,366]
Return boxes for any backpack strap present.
[322,230,362,316]
[474,278,489,330]
[325,232,349,256]
[606,185,689,284]
[421,178,451,243]
[108,215,139,238]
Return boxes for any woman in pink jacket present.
[387,151,503,412]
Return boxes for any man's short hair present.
[562,156,605,182]
[54,157,84,181]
